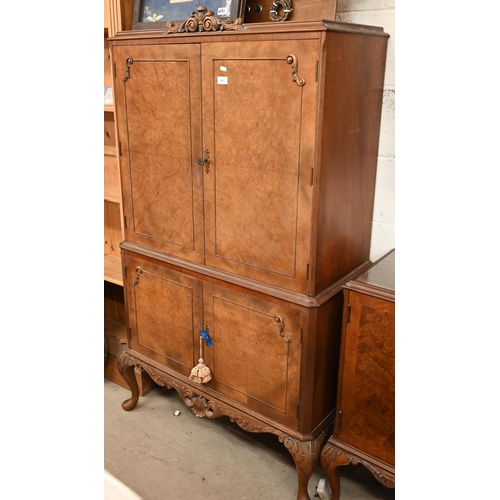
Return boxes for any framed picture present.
[132,0,247,30]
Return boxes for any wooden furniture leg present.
[117,351,140,411]
[320,440,351,500]
[115,352,335,500]
[320,439,395,500]
[282,433,326,500]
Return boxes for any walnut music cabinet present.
[320,249,395,499]
[109,17,389,500]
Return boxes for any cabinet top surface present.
[109,20,388,43]
[347,249,395,295]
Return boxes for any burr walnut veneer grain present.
[110,20,388,500]
[320,249,395,499]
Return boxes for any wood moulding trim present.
[108,20,388,42]
[342,248,395,301]
[321,20,389,38]
[320,437,395,488]
[119,347,330,442]
[120,241,371,307]
[118,348,334,499]
[344,281,395,302]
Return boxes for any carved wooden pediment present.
[167,6,243,34]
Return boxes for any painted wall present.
[337,0,395,262]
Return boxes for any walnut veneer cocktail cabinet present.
[320,249,395,499]
[109,20,388,500]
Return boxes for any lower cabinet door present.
[124,254,303,427]
[202,282,303,428]
[124,254,203,378]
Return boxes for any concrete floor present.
[104,379,395,500]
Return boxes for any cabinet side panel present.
[337,291,395,465]
[314,32,388,293]
[310,292,344,429]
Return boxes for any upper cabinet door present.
[201,40,319,294]
[113,44,205,263]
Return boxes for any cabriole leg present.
[281,434,324,500]
[320,441,350,500]
[116,352,139,411]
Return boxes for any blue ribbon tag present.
[199,329,213,346]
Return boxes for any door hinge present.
[338,410,343,428]
[310,167,314,186]
[124,266,127,280]
[306,263,310,280]
[296,403,300,418]
[118,141,122,156]
[346,304,351,323]
[316,60,319,82]
[123,215,127,229]
[300,326,303,344]
[113,61,116,79]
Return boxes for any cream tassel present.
[189,330,212,384]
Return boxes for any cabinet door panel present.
[124,254,203,377]
[113,44,204,263]
[202,282,303,427]
[337,291,395,465]
[202,40,319,294]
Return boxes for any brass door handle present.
[287,54,305,87]
[132,267,143,285]
[122,57,133,81]
[274,315,291,343]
